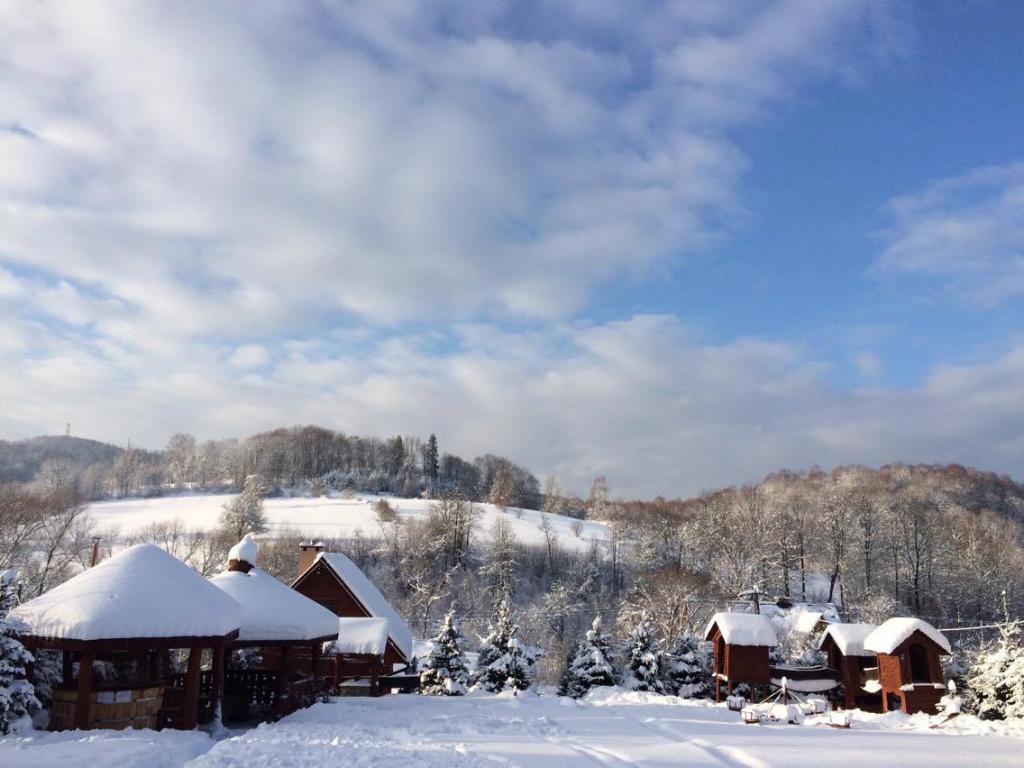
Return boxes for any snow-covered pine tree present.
[966,615,1024,720]
[624,616,664,693]
[504,638,542,694]
[558,615,618,698]
[664,633,710,698]
[475,594,515,692]
[420,610,470,696]
[0,570,40,734]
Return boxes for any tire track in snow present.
[628,717,771,768]
[545,736,637,767]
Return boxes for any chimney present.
[298,541,324,576]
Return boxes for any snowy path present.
[3,690,1022,768]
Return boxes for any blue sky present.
[1,1,1023,496]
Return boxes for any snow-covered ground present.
[86,493,611,552]
[4,690,1021,768]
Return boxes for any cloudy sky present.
[1,1,1023,497]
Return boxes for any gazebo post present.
[181,646,203,730]
[311,642,319,700]
[62,651,74,687]
[211,642,226,728]
[75,652,95,730]
[274,645,291,716]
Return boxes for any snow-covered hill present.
[86,493,611,552]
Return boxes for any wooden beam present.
[62,651,74,687]
[211,643,226,728]
[75,652,95,729]
[181,647,202,730]
[310,642,319,703]
[274,645,291,717]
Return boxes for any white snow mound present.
[228,534,259,565]
[818,623,878,657]
[210,568,338,642]
[864,617,951,655]
[704,612,777,646]
[330,617,390,655]
[8,544,242,641]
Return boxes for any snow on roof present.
[210,568,338,642]
[818,623,878,657]
[864,617,951,655]
[228,535,259,566]
[8,544,242,641]
[315,552,413,660]
[704,612,778,646]
[793,611,827,634]
[329,617,390,656]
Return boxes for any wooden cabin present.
[208,537,339,721]
[864,618,951,714]
[291,544,413,674]
[818,623,880,710]
[704,612,778,703]
[10,544,241,731]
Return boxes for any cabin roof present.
[793,610,828,634]
[8,544,242,641]
[864,617,951,655]
[312,552,413,659]
[704,611,778,647]
[328,617,390,656]
[210,567,339,642]
[817,622,878,657]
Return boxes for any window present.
[909,643,931,683]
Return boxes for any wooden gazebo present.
[10,544,242,731]
[209,536,339,721]
[818,623,880,709]
[704,612,778,703]
[864,618,951,714]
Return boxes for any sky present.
[1,1,1023,498]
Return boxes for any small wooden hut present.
[818,623,880,709]
[704,612,778,702]
[324,617,390,695]
[864,618,951,714]
[10,544,241,731]
[209,537,339,721]
[292,545,413,673]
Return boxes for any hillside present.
[86,492,612,553]
[0,435,124,484]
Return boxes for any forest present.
[2,427,1024,684]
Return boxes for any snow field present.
[86,493,611,552]
[3,689,1022,768]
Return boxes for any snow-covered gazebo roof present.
[864,617,951,655]
[328,617,390,656]
[704,612,778,647]
[9,544,243,643]
[818,623,878,657]
[210,567,339,643]
[314,552,413,659]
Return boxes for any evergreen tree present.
[624,617,664,693]
[0,571,40,734]
[475,594,515,691]
[558,615,617,698]
[966,616,1024,720]
[664,633,710,698]
[504,638,541,694]
[422,435,440,488]
[420,610,470,696]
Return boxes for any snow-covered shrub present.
[421,611,470,696]
[965,618,1024,720]
[0,571,40,734]
[664,633,710,698]
[558,615,618,698]
[623,617,664,693]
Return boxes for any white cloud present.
[873,161,1024,305]
[2,313,1022,498]
[228,344,271,369]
